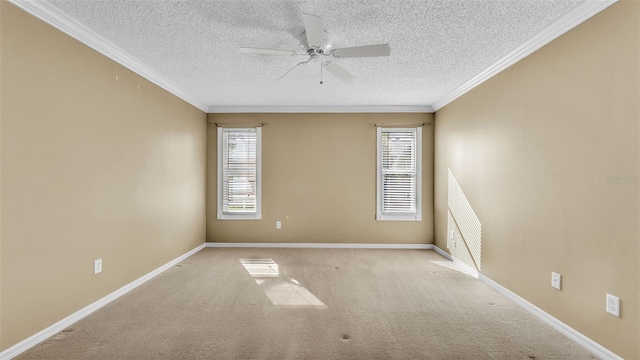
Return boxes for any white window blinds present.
[377,127,422,221]
[217,127,261,219]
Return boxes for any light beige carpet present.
[17,248,598,359]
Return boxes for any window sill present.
[217,213,262,220]
[376,214,422,221]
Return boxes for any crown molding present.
[431,0,618,112]
[8,0,209,112]
[207,105,434,113]
[8,0,431,115]
[8,0,615,115]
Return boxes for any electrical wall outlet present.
[276,221,281,229]
[606,294,620,317]
[551,272,561,290]
[94,259,102,274]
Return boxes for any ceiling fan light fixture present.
[299,30,332,53]
[240,14,391,84]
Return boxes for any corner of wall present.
[0,2,208,350]
[0,0,4,350]
[205,113,434,245]
[432,2,639,357]
[431,110,449,254]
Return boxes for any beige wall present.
[0,2,207,350]
[207,113,434,244]
[0,0,3,348]
[2,0,635,356]
[434,1,639,358]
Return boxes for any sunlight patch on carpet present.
[264,280,326,307]
[240,258,326,308]
[240,258,279,277]
[430,260,478,278]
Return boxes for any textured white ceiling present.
[39,0,588,111]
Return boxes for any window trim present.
[376,127,422,221]
[217,127,262,220]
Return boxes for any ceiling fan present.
[239,14,391,84]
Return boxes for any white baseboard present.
[205,242,433,249]
[478,274,622,360]
[452,257,479,278]
[432,245,452,260]
[3,242,620,360]
[0,243,206,360]
[433,245,620,359]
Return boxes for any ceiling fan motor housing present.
[300,30,332,54]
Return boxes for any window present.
[376,127,422,221]
[217,127,261,220]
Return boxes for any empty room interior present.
[1,0,638,359]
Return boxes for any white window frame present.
[217,127,262,220]
[376,127,422,221]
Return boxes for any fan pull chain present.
[320,57,324,85]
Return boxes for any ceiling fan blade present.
[332,44,391,58]
[323,61,356,83]
[239,47,299,56]
[302,14,324,48]
[278,61,308,82]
